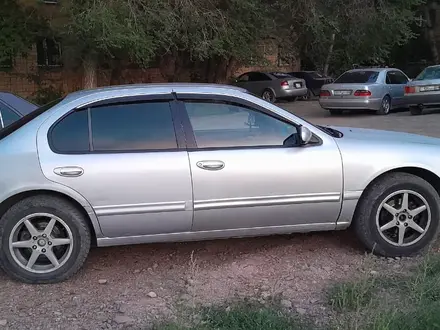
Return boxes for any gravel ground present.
[0,101,438,329]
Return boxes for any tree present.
[0,0,44,65]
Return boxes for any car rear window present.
[415,66,440,80]
[270,72,293,79]
[0,98,64,140]
[334,71,379,84]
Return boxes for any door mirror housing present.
[299,126,313,145]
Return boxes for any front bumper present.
[319,97,382,111]
[277,87,308,99]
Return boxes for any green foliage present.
[327,279,377,311]
[0,0,45,63]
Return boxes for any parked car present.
[319,68,410,115]
[1,83,440,284]
[288,71,334,100]
[233,71,307,102]
[404,65,440,115]
[0,92,38,129]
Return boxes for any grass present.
[156,253,440,330]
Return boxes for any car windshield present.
[0,97,64,140]
[414,66,440,80]
[308,72,324,79]
[334,71,379,84]
[270,72,293,79]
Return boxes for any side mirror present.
[299,126,313,145]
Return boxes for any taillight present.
[280,81,289,87]
[405,86,416,94]
[320,90,331,97]
[354,90,371,97]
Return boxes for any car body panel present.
[404,65,440,108]
[319,68,410,111]
[288,71,334,96]
[1,83,440,248]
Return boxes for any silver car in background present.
[319,68,410,115]
[1,83,440,284]
[404,65,440,115]
[234,71,307,102]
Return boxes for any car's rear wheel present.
[410,106,423,116]
[329,109,343,115]
[0,195,91,283]
[377,95,391,115]
[262,89,276,103]
[353,173,440,257]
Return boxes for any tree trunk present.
[323,33,336,76]
[424,4,439,63]
[110,59,123,85]
[83,53,98,89]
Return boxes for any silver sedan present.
[0,83,439,283]
[319,68,410,115]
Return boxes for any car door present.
[176,93,343,232]
[37,96,193,238]
[387,70,409,107]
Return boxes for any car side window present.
[248,72,271,82]
[237,74,249,82]
[50,101,178,153]
[387,71,409,85]
[0,105,20,128]
[90,102,177,151]
[184,101,299,149]
[386,73,392,84]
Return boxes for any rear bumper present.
[277,87,308,99]
[404,93,440,107]
[319,97,382,111]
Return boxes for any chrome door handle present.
[196,160,225,171]
[54,166,84,177]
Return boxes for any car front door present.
[37,96,193,238]
[176,94,343,232]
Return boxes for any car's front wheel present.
[0,195,91,283]
[353,173,440,257]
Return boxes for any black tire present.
[353,173,440,257]
[329,109,343,115]
[410,106,423,116]
[261,89,276,103]
[377,95,391,115]
[301,89,312,101]
[0,195,91,284]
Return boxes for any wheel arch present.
[262,87,277,98]
[0,189,101,247]
[353,166,440,220]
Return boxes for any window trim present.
[48,96,186,155]
[175,93,322,151]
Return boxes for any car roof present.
[64,83,249,101]
[347,68,399,73]
[0,92,38,116]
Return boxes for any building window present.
[37,38,62,67]
[0,57,13,69]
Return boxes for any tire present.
[377,95,391,115]
[353,173,440,257]
[329,110,343,115]
[410,106,423,116]
[301,89,312,101]
[261,89,276,103]
[0,195,91,283]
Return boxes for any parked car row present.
[1,83,440,284]
[319,65,440,116]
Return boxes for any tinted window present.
[248,72,271,81]
[237,74,250,82]
[415,66,440,80]
[387,71,408,84]
[270,72,293,79]
[308,72,324,79]
[0,105,20,128]
[51,110,89,153]
[91,102,177,151]
[334,71,379,83]
[185,101,298,148]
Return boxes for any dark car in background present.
[233,71,307,103]
[0,92,38,129]
[288,71,334,100]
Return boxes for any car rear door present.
[176,93,343,232]
[387,70,409,107]
[37,95,193,238]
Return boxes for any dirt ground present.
[0,101,438,330]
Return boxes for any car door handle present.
[53,166,84,177]
[196,160,225,171]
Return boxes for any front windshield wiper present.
[317,125,343,138]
